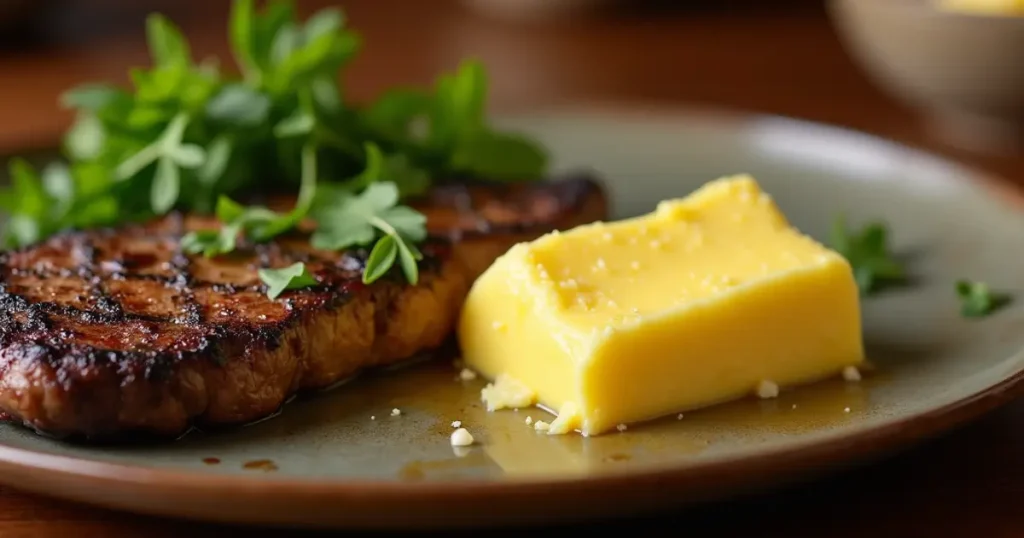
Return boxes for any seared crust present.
[0,174,607,439]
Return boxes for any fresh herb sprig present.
[955,279,1011,319]
[259,262,319,300]
[1,0,549,297]
[829,216,906,296]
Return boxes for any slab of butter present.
[457,175,865,436]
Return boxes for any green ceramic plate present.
[0,106,1021,529]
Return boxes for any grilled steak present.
[0,175,607,439]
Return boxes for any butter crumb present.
[533,420,551,432]
[481,374,537,411]
[677,413,684,420]
[391,408,401,417]
[756,380,780,399]
[616,424,628,432]
[370,415,376,420]
[525,416,533,425]
[545,402,581,435]
[450,427,475,447]
[459,368,478,381]
[451,420,462,428]
[842,366,862,382]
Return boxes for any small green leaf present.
[259,261,319,299]
[205,84,271,126]
[64,113,105,161]
[216,195,247,222]
[829,216,906,296]
[197,136,232,185]
[380,206,427,242]
[363,234,398,284]
[169,144,207,169]
[41,162,74,215]
[310,75,341,112]
[274,111,315,137]
[955,279,1012,319]
[383,154,430,198]
[362,88,432,139]
[346,142,384,190]
[5,215,41,248]
[303,8,344,40]
[448,59,488,127]
[146,14,191,68]
[360,182,399,212]
[151,157,180,213]
[269,22,302,66]
[229,0,257,79]
[5,158,47,217]
[59,84,127,111]
[395,238,420,285]
[310,213,375,250]
[450,129,549,181]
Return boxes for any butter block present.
[457,175,865,436]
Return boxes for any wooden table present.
[0,1,1020,535]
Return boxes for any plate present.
[0,106,1021,529]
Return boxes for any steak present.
[0,175,607,440]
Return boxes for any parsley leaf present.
[259,262,319,300]
[830,215,906,295]
[955,280,1011,318]
[311,182,426,284]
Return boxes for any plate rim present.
[0,103,1022,528]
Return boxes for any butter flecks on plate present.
[457,174,865,436]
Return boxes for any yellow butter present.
[457,175,865,436]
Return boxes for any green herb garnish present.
[955,280,1011,318]
[259,262,319,300]
[1,0,548,298]
[310,182,425,284]
[829,215,906,295]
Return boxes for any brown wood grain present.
[0,0,1020,535]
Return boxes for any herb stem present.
[368,215,397,237]
[115,112,192,181]
[114,142,161,181]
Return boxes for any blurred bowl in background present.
[828,0,1024,153]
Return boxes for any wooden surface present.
[0,0,1020,535]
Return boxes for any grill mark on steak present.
[0,174,608,440]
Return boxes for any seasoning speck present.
[450,427,475,447]
[756,380,780,399]
[391,408,401,417]
[842,366,862,382]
